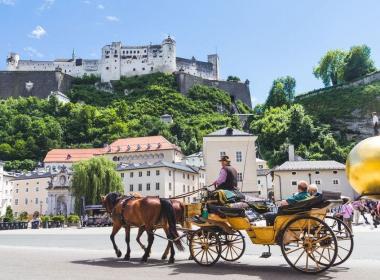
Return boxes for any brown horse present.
[101,192,184,263]
[135,199,185,260]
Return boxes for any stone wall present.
[0,71,72,99]
[175,72,252,108]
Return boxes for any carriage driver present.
[213,155,238,191]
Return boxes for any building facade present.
[203,128,258,195]
[11,172,50,217]
[7,36,219,83]
[273,160,356,200]
[184,152,204,168]
[256,158,272,199]
[117,161,205,203]
[0,162,16,216]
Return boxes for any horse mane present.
[107,192,122,209]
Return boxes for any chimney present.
[288,144,295,161]
[226,127,233,136]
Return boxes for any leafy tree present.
[313,49,347,86]
[4,159,37,171]
[18,211,28,221]
[3,206,14,222]
[265,76,296,108]
[343,45,376,82]
[227,76,241,82]
[71,157,123,214]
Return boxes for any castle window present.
[106,67,109,70]
[144,50,147,53]
[134,51,136,54]
[105,56,109,59]
[151,67,153,71]
[133,68,136,71]
[114,55,118,58]
[142,68,145,71]
[137,50,140,54]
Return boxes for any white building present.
[203,128,258,195]
[117,161,205,204]
[0,162,16,216]
[184,151,204,168]
[256,158,272,199]
[7,36,220,83]
[273,160,356,200]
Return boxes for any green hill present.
[296,80,380,141]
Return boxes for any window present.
[146,183,151,191]
[315,171,320,174]
[192,175,194,180]
[130,172,134,178]
[169,170,172,176]
[258,164,263,169]
[15,199,18,205]
[46,198,48,203]
[133,68,136,71]
[36,187,39,192]
[129,184,134,192]
[156,183,160,190]
[183,173,185,179]
[236,151,242,162]
[333,170,338,174]
[15,189,19,193]
[138,184,142,191]
[25,198,28,205]
[333,179,339,185]
[26,188,28,192]
[37,182,39,185]
[237,173,243,182]
[187,174,189,179]
[315,180,321,185]
[183,185,185,193]
[151,67,153,71]
[291,181,297,186]
[220,151,226,157]
[156,170,160,176]
[169,182,172,191]
[147,171,151,176]
[139,171,142,177]
[292,172,297,175]
[187,185,190,192]
[35,198,39,204]
[121,173,124,178]
[142,67,145,71]
[258,179,261,184]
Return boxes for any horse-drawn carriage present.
[184,189,354,274]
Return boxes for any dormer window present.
[137,144,141,150]
[147,144,151,149]
[66,154,72,160]
[157,143,161,149]
[126,145,131,151]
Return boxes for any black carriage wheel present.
[189,229,221,266]
[219,230,246,262]
[323,216,354,266]
[280,216,338,274]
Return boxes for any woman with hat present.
[213,155,238,191]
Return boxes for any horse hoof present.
[116,250,122,258]
[168,258,175,264]
[141,258,148,263]
[188,256,193,260]
[124,255,130,261]
[161,255,167,260]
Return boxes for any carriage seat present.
[264,191,341,226]
[208,204,246,218]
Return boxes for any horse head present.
[102,192,122,214]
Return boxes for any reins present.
[169,188,202,199]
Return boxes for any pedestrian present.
[351,199,363,225]
[373,112,379,136]
[83,214,88,227]
[340,197,354,232]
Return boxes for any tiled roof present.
[44,136,180,163]
[186,151,203,158]
[117,160,198,173]
[206,127,253,137]
[44,148,104,163]
[274,160,346,171]
[13,172,53,180]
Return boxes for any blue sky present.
[1,0,379,104]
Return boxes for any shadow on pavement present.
[72,257,349,279]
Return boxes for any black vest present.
[218,166,238,191]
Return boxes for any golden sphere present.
[346,136,380,199]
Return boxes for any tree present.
[265,76,296,108]
[313,49,347,86]
[343,45,376,82]
[227,76,241,82]
[3,206,14,222]
[71,157,123,213]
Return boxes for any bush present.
[67,215,80,224]
[52,215,65,223]
[40,216,51,223]
[18,211,28,221]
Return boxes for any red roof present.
[43,136,180,163]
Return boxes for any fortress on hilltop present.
[6,36,219,83]
[3,36,252,108]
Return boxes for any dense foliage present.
[265,76,296,108]
[0,73,241,170]
[250,104,352,167]
[314,45,376,86]
[71,157,123,213]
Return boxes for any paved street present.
[0,224,379,280]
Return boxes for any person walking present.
[373,112,379,136]
[340,198,354,232]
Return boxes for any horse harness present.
[112,195,135,226]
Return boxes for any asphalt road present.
[0,225,379,280]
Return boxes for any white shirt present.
[373,115,379,125]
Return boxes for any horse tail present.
[160,198,184,251]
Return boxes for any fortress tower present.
[160,36,176,73]
[6,53,20,71]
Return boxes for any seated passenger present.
[308,184,319,196]
[279,181,310,206]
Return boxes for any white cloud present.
[38,0,55,11]
[24,47,44,58]
[97,4,104,9]
[106,15,119,22]
[28,25,47,39]
[83,0,90,4]
[0,0,16,5]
